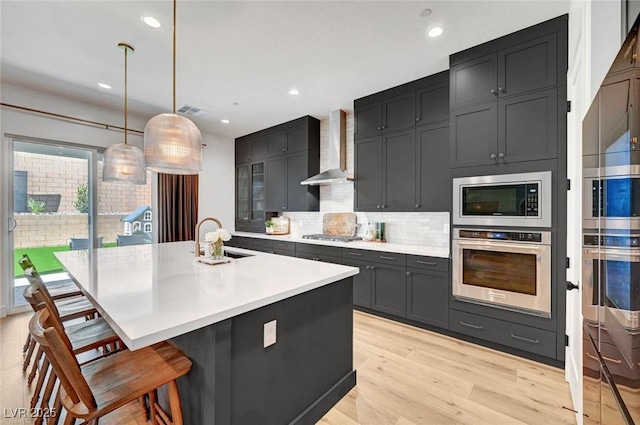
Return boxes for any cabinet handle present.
[415,204,420,208]
[490,153,497,160]
[268,250,275,254]
[370,266,376,270]
[416,260,437,266]
[348,252,364,256]
[498,86,505,93]
[247,156,251,160]
[490,89,497,95]
[460,321,484,330]
[586,351,622,364]
[415,117,421,122]
[510,333,540,344]
[381,125,386,130]
[365,265,370,269]
[406,271,411,276]
[498,152,505,158]
[379,256,396,260]
[377,126,382,131]
[376,205,381,209]
[381,204,386,208]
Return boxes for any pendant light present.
[103,43,147,184]
[144,0,202,174]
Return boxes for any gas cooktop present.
[302,234,362,242]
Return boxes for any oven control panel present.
[457,230,543,243]
[583,234,640,248]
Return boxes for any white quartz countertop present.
[54,241,358,350]
[232,231,450,258]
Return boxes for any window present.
[144,223,152,233]
[144,211,152,221]
[133,222,141,233]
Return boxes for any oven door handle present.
[454,240,550,252]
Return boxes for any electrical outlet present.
[264,320,277,348]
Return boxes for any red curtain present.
[158,174,199,243]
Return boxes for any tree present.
[74,183,89,213]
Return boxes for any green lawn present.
[14,243,116,277]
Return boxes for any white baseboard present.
[0,304,7,318]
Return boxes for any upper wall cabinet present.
[235,116,320,232]
[353,71,450,212]
[450,33,558,109]
[235,135,267,164]
[354,93,416,139]
[449,14,567,168]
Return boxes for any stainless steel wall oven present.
[452,228,552,317]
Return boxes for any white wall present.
[0,82,234,317]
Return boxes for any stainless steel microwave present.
[583,165,640,230]
[453,171,552,228]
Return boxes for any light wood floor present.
[0,310,576,425]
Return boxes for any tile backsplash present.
[282,110,450,251]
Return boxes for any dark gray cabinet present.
[265,156,286,212]
[449,310,556,358]
[236,116,320,232]
[344,259,373,309]
[416,82,449,127]
[354,136,383,211]
[449,18,565,169]
[354,72,450,212]
[383,129,416,211]
[266,125,308,157]
[450,88,558,167]
[416,124,450,211]
[371,263,406,317]
[406,268,449,329]
[450,33,558,109]
[354,129,416,212]
[354,93,415,139]
[235,135,266,163]
[266,151,317,212]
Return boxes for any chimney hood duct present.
[301,109,353,186]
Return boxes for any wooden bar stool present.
[19,254,84,356]
[24,291,121,425]
[30,307,192,425]
[20,258,98,374]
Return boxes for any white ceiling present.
[0,1,571,139]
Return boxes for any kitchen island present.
[54,241,359,425]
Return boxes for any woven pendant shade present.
[103,143,147,183]
[144,113,202,174]
[103,42,146,184]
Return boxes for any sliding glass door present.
[6,137,152,314]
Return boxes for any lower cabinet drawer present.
[252,239,273,249]
[296,243,342,259]
[273,240,296,251]
[296,251,342,264]
[230,236,253,249]
[449,310,556,358]
[273,248,296,257]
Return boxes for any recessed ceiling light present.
[428,27,444,38]
[98,82,112,89]
[221,119,230,124]
[142,16,161,28]
[289,89,300,96]
[420,8,432,17]
[232,102,240,106]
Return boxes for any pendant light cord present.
[124,44,129,145]
[173,0,177,114]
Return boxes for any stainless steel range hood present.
[301,109,353,186]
